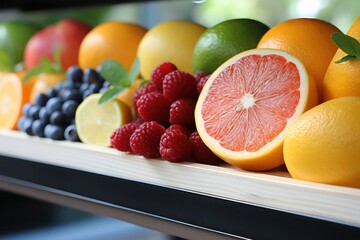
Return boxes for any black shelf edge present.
[0,155,359,239]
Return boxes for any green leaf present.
[100,60,128,87]
[335,55,357,63]
[331,32,360,63]
[128,57,141,84]
[98,86,126,105]
[23,65,46,82]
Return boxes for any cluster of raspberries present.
[110,62,222,165]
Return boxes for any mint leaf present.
[98,86,126,104]
[128,57,140,84]
[335,55,357,63]
[100,60,128,87]
[23,66,46,82]
[331,32,360,63]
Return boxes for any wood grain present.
[0,130,359,227]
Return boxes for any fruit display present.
[0,15,359,189]
[78,21,147,71]
[195,48,318,171]
[284,96,360,188]
[257,18,341,97]
[137,20,207,79]
[193,18,269,74]
[322,17,360,101]
[17,66,108,141]
[24,19,92,70]
[0,72,35,130]
[0,21,40,71]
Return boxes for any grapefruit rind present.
[195,48,317,171]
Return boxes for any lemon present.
[284,96,360,188]
[194,18,269,74]
[75,94,132,146]
[137,20,206,79]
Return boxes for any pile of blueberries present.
[18,66,109,141]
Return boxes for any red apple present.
[24,19,92,70]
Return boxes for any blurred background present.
[0,0,359,31]
[0,0,359,239]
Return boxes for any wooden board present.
[0,129,359,228]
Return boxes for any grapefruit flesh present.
[195,49,318,171]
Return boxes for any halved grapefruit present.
[195,49,318,171]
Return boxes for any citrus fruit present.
[193,18,269,74]
[322,17,360,102]
[75,93,132,146]
[137,20,206,79]
[116,78,144,110]
[0,71,35,130]
[257,18,341,97]
[284,96,360,188]
[0,21,40,70]
[78,21,147,71]
[29,73,65,103]
[195,48,318,171]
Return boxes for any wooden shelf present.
[0,130,359,239]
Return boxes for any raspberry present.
[130,121,166,158]
[167,124,191,137]
[133,82,158,110]
[110,123,140,152]
[189,131,223,165]
[162,70,197,101]
[151,62,177,91]
[160,128,192,162]
[136,92,171,125]
[197,75,210,94]
[169,99,196,127]
[194,71,209,82]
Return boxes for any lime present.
[75,94,132,146]
[193,18,269,74]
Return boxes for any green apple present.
[0,21,40,71]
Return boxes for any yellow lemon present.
[284,96,360,188]
[75,93,132,146]
[137,20,206,79]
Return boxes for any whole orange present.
[78,21,147,71]
[322,17,360,102]
[257,18,341,97]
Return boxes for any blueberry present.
[60,89,82,103]
[83,68,101,84]
[34,93,49,106]
[50,111,68,126]
[64,124,79,142]
[99,87,108,94]
[22,103,33,117]
[102,80,111,88]
[82,88,96,99]
[22,117,33,135]
[27,104,41,119]
[46,97,62,112]
[31,119,46,137]
[17,116,26,131]
[44,124,64,140]
[66,65,83,83]
[39,107,51,124]
[62,100,79,118]
[79,82,90,94]
[89,82,102,93]
[46,88,58,98]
